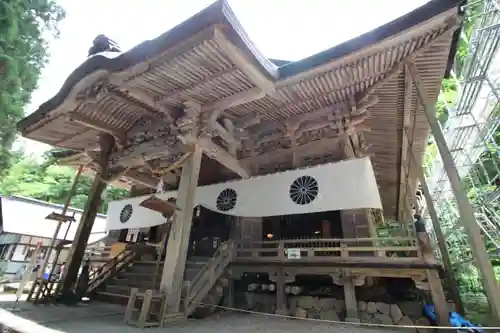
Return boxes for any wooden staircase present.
[95,257,209,303]
[92,241,234,317]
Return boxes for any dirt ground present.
[0,294,395,333]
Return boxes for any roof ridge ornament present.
[88,34,122,57]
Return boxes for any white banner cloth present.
[106,157,382,230]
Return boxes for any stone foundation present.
[358,300,431,328]
[237,292,449,332]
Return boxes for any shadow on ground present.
[0,294,388,333]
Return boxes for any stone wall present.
[289,296,344,321]
[358,300,430,327]
[236,292,454,332]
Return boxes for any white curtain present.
[106,157,382,230]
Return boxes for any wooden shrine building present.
[16,0,483,328]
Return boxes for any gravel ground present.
[0,295,395,333]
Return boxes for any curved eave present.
[278,0,464,79]
[18,0,462,135]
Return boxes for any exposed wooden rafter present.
[213,27,276,95]
[396,65,414,223]
[357,19,461,105]
[67,112,126,146]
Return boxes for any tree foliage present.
[0,0,64,172]
[0,150,129,213]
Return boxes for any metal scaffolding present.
[423,0,500,287]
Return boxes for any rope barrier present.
[187,299,500,331]
[3,297,499,331]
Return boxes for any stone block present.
[358,301,367,312]
[398,301,423,320]
[390,303,403,323]
[359,312,372,323]
[376,301,391,315]
[297,296,315,309]
[371,313,393,325]
[317,297,336,310]
[307,308,321,319]
[397,315,414,327]
[295,307,308,318]
[320,309,339,321]
[366,301,377,314]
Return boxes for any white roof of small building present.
[0,195,107,243]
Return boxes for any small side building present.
[0,195,107,280]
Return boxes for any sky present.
[19,0,431,154]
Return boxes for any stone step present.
[119,271,155,279]
[112,277,160,289]
[106,284,136,296]
[126,260,206,273]
[128,263,161,273]
[95,291,129,305]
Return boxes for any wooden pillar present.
[59,135,114,296]
[276,271,288,315]
[160,145,202,313]
[224,269,235,308]
[407,62,500,323]
[416,164,464,314]
[415,216,449,327]
[343,278,359,322]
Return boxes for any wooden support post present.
[31,165,84,303]
[275,270,288,315]
[416,217,449,328]
[226,276,235,309]
[124,288,139,323]
[138,290,153,328]
[343,277,359,323]
[160,145,202,313]
[59,135,114,297]
[407,62,500,323]
[415,162,464,314]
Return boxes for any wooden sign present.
[287,248,301,260]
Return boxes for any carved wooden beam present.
[125,169,160,188]
[181,135,249,178]
[109,135,178,168]
[248,96,373,152]
[234,114,261,129]
[241,123,368,167]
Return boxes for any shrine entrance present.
[262,210,343,240]
[189,206,233,257]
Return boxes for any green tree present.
[0,0,65,172]
[0,151,129,213]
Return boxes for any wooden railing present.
[233,237,420,262]
[29,243,117,304]
[184,240,234,315]
[87,245,138,293]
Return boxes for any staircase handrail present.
[87,244,139,293]
[189,240,232,288]
[185,240,233,313]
